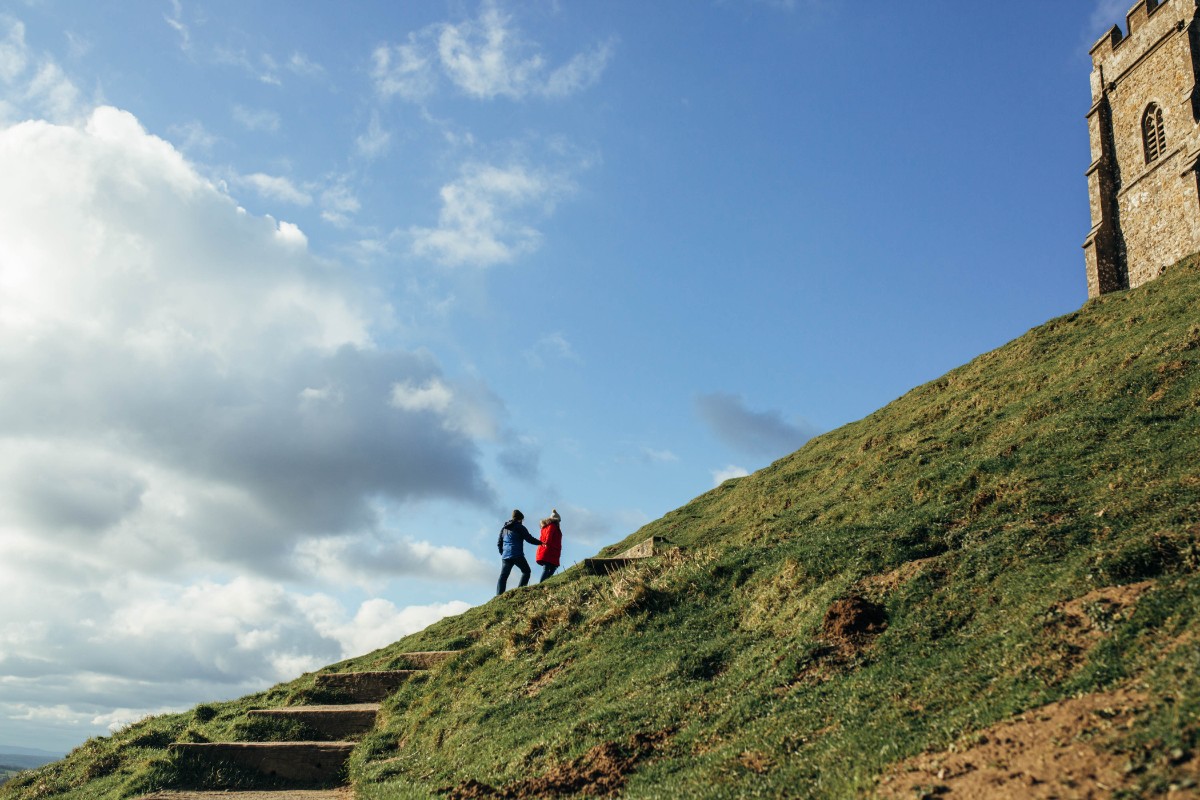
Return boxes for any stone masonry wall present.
[1084,0,1200,297]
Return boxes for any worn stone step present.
[247,703,380,739]
[138,791,351,799]
[169,742,353,786]
[584,536,668,574]
[313,670,422,703]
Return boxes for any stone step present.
[169,742,353,786]
[313,670,422,703]
[138,791,351,799]
[247,704,380,740]
[584,536,667,575]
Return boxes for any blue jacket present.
[498,519,539,560]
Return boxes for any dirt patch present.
[823,594,887,642]
[438,730,670,799]
[1056,581,1154,634]
[1034,581,1154,681]
[784,595,888,688]
[876,688,1149,799]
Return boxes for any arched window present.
[1143,103,1167,164]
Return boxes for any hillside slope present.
[4,256,1200,799]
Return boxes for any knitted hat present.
[512,509,524,520]
[550,509,560,522]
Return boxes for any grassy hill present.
[4,255,1200,799]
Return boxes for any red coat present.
[536,521,562,566]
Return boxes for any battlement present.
[1081,0,1200,298]
[1090,0,1173,61]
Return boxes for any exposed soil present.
[1034,581,1155,681]
[438,730,670,799]
[876,688,1153,799]
[823,595,887,641]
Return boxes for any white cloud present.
[391,378,455,413]
[695,392,818,459]
[410,162,567,267]
[437,1,612,100]
[164,0,190,51]
[355,112,392,159]
[232,104,281,132]
[0,106,502,574]
[371,1,613,103]
[286,51,324,78]
[326,599,474,659]
[321,183,361,228]
[0,18,30,83]
[238,172,313,206]
[0,104,502,751]
[0,18,81,123]
[371,36,437,102]
[712,465,750,486]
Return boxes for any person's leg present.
[497,559,515,595]
[515,555,532,587]
[539,564,557,582]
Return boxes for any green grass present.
[4,255,1200,799]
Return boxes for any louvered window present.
[1143,104,1167,164]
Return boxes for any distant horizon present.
[0,745,64,758]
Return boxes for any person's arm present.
[523,526,541,547]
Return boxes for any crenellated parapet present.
[1082,0,1200,297]
[1089,0,1178,65]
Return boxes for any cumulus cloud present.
[695,393,818,460]
[0,106,506,562]
[371,1,613,103]
[410,162,568,267]
[0,104,499,751]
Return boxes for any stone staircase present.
[143,651,457,798]
[583,536,667,574]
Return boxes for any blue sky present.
[0,0,1123,753]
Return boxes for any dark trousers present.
[497,556,531,595]
[539,563,558,582]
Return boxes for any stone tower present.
[1084,0,1200,297]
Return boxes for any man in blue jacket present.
[496,509,541,595]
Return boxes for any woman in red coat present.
[536,509,562,582]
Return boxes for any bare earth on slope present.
[875,688,1159,799]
